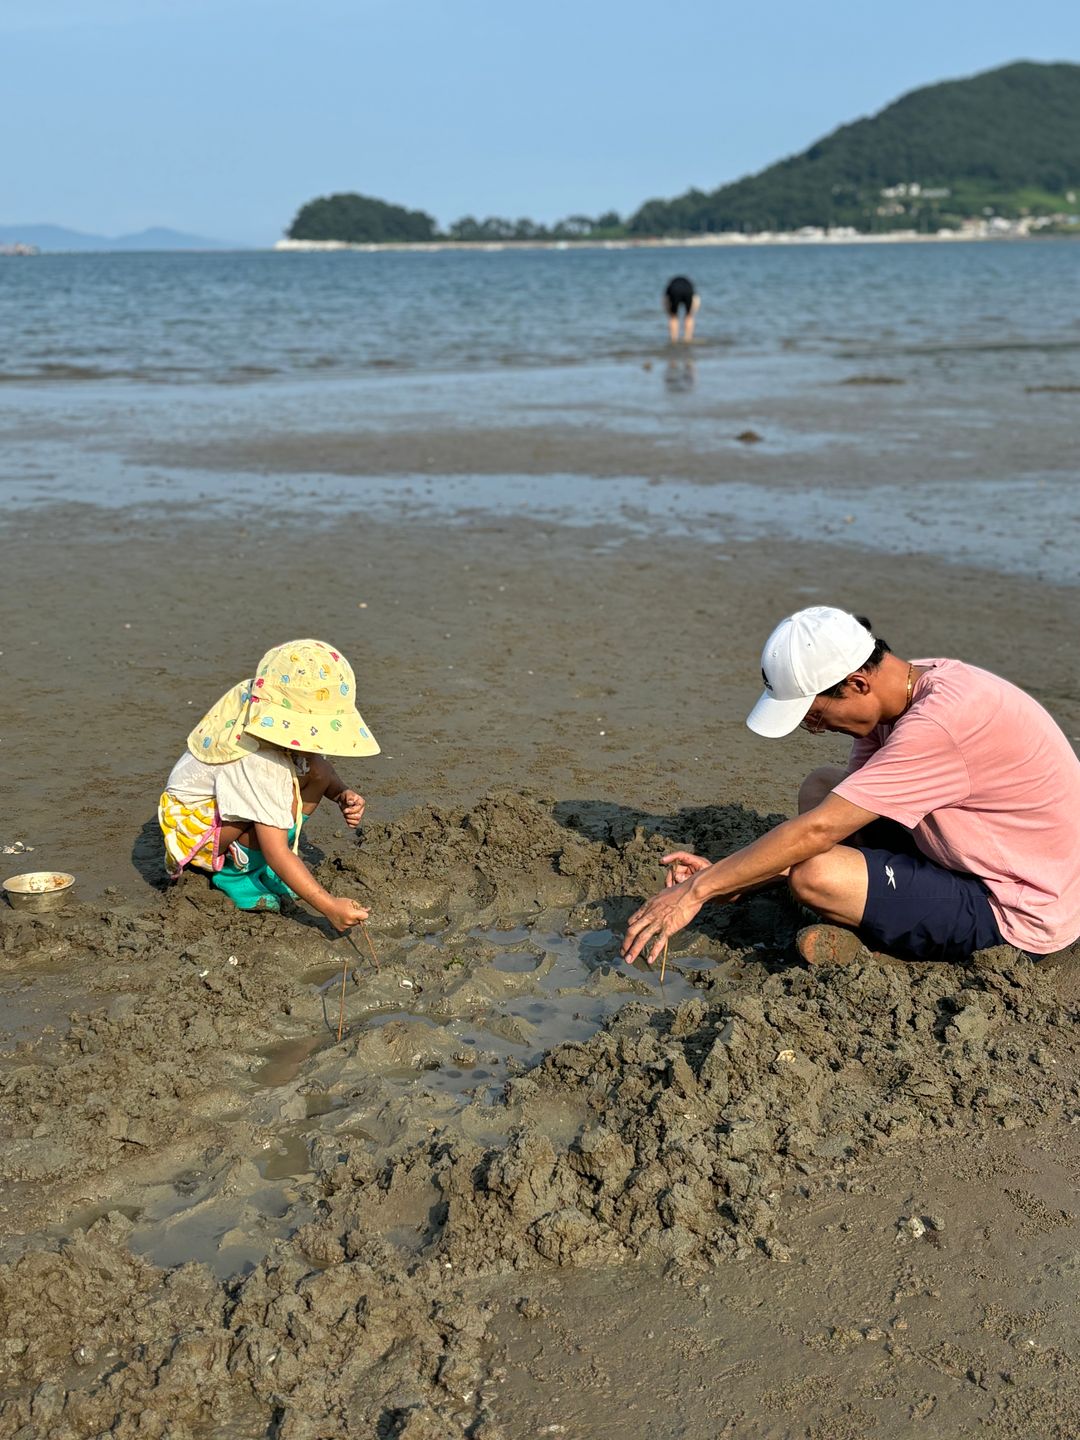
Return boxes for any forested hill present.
[285,62,1080,243]
[628,61,1080,234]
[288,193,437,244]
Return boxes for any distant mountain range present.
[0,224,235,252]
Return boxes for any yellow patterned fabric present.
[158,791,221,876]
[187,638,380,763]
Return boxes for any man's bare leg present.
[788,846,872,965]
[791,766,872,962]
[683,294,701,343]
[788,845,869,927]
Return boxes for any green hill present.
[287,193,437,244]
[628,61,1080,234]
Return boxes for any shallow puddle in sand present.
[293,920,700,1101]
[259,920,703,1102]
[70,916,709,1275]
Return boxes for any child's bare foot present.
[797,923,869,967]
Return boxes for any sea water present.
[1,242,1078,583]
[2,242,1079,384]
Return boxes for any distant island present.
[284,61,1080,247]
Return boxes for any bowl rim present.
[2,870,77,895]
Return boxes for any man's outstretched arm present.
[621,793,878,966]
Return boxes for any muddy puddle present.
[0,919,681,1075]
[0,901,709,1280]
[103,916,708,1275]
[275,920,702,1099]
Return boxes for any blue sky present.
[6,0,1080,244]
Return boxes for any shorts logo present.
[885,863,897,889]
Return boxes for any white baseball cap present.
[746,606,875,738]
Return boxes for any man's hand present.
[325,896,370,932]
[335,790,366,827]
[621,877,703,968]
[663,851,711,886]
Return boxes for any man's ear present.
[847,671,872,695]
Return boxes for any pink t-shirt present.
[834,659,1080,954]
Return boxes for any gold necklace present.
[904,663,915,711]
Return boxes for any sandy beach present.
[2,456,1079,1435]
[1,242,1079,1436]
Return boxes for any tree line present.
[287,194,630,245]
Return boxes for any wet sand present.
[1,417,1079,1437]
[4,498,1077,895]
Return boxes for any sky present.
[5,0,1080,245]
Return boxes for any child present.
[158,638,378,930]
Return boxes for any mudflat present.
[2,399,1079,1436]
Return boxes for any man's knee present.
[788,852,835,909]
[789,847,869,928]
[798,764,848,815]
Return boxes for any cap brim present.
[746,689,814,738]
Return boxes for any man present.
[663,275,700,344]
[622,606,1080,968]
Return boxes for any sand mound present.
[1,792,1075,1439]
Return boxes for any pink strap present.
[170,809,225,875]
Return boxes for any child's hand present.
[326,896,370,931]
[335,789,366,827]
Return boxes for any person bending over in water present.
[623,606,1080,969]
[158,638,378,930]
[664,275,700,344]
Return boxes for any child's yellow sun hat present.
[187,639,381,763]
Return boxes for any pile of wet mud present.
[428,947,1078,1270]
[1,791,1077,1438]
[329,787,784,927]
[0,901,311,1210]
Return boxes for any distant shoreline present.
[274,228,1059,255]
[7,230,1069,257]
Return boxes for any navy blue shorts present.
[853,820,1004,962]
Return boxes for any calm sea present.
[1,242,1078,583]
[1,241,1079,385]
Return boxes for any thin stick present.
[337,928,366,1041]
[337,955,349,1042]
[358,920,380,971]
[659,859,675,984]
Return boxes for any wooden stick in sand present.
[358,920,380,971]
[337,950,350,1043]
[336,922,381,1043]
[659,858,675,984]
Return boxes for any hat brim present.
[243,705,381,758]
[746,689,814,739]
